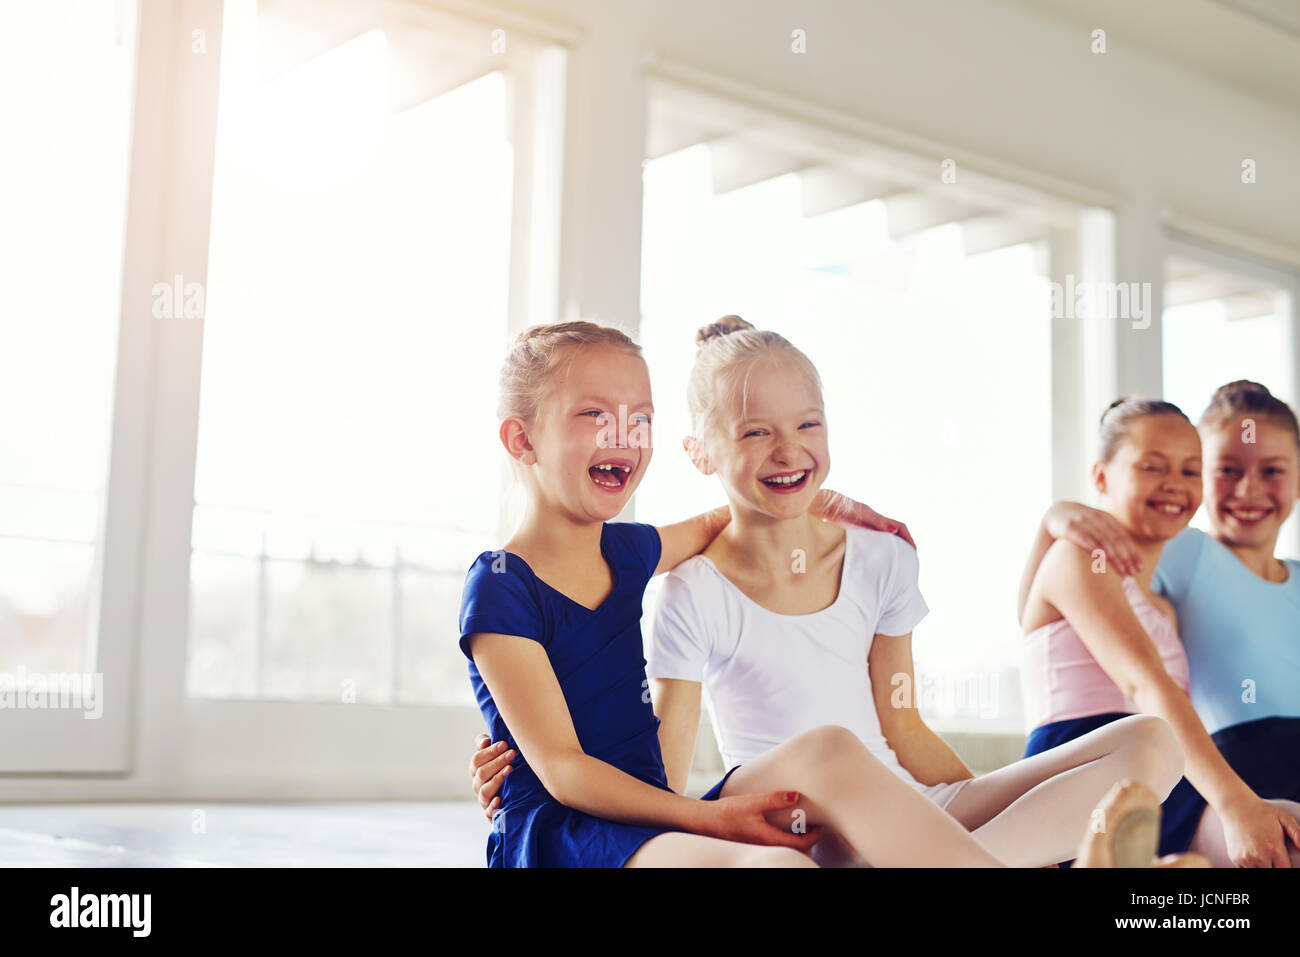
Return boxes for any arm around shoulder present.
[1035,541,1172,702]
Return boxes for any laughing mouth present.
[589,462,632,490]
[760,469,809,492]
[1148,501,1188,517]
[1225,506,1273,523]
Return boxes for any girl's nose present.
[771,440,798,464]
[1235,470,1262,496]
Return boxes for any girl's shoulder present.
[843,525,918,579]
[458,549,551,659]
[1040,536,1124,594]
[461,548,545,610]
[602,521,663,578]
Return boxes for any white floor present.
[0,801,488,867]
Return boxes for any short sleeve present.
[645,569,712,682]
[457,552,546,661]
[876,534,929,636]
[1152,527,1206,602]
[607,521,663,580]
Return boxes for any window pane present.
[1162,257,1298,551]
[188,3,512,703]
[640,146,1051,728]
[0,1,137,675]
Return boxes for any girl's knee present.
[1122,715,1184,789]
[796,724,868,761]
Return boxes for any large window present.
[639,88,1064,730]
[187,0,515,705]
[0,1,137,678]
[1163,248,1299,555]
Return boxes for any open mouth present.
[1147,500,1188,517]
[588,461,632,492]
[760,469,809,494]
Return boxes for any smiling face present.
[701,354,828,522]
[1201,419,1300,550]
[515,345,654,524]
[1094,414,1203,543]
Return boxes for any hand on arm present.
[650,678,702,796]
[1040,543,1297,867]
[469,733,514,822]
[467,632,819,850]
[869,631,974,786]
[1016,501,1143,625]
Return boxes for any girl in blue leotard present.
[459,320,1160,867]
[1018,382,1300,867]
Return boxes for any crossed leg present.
[942,714,1184,867]
[628,725,1007,867]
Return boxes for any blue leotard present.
[1152,527,1300,801]
[1153,528,1300,733]
[458,522,735,867]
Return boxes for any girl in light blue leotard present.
[1152,383,1300,814]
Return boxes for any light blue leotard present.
[1152,527,1300,734]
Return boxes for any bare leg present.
[943,714,1184,866]
[718,725,1007,866]
[625,832,819,868]
[1187,798,1300,868]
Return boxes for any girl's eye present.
[580,410,604,418]
[743,430,765,439]
[631,414,651,425]
[799,421,821,430]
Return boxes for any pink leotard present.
[1021,576,1191,732]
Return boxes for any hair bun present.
[1100,396,1131,424]
[695,315,754,348]
[1212,379,1272,401]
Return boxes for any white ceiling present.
[1001,0,1300,117]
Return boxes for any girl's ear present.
[1091,460,1107,495]
[682,436,714,475]
[500,417,537,465]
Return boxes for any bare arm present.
[1039,541,1300,866]
[655,491,915,577]
[654,507,732,577]
[1017,502,1144,626]
[650,678,702,795]
[467,632,818,849]
[870,630,973,787]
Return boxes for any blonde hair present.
[686,315,823,444]
[498,321,641,422]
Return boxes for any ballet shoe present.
[1074,779,1162,868]
[1153,852,1212,868]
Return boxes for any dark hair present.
[1098,397,1190,462]
[1199,380,1300,451]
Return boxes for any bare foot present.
[1075,779,1161,868]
